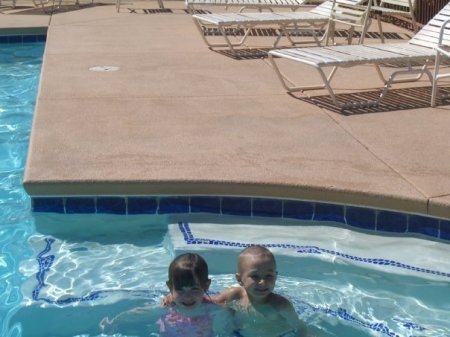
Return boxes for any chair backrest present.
[409,2,450,49]
[331,0,372,25]
[310,0,365,17]
[378,0,416,11]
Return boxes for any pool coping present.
[3,2,450,221]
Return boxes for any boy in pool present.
[159,252,235,337]
[214,245,308,337]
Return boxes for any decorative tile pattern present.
[178,222,450,279]
[31,196,450,241]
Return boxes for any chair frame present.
[186,0,326,14]
[31,0,94,14]
[0,0,16,8]
[431,19,450,107]
[116,0,165,13]
[267,1,450,110]
[192,0,372,54]
[268,44,434,109]
[370,0,418,43]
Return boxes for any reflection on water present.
[0,42,44,337]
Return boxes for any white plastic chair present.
[116,0,165,12]
[186,0,326,13]
[0,0,16,8]
[267,2,450,109]
[370,0,418,43]
[32,0,94,14]
[192,0,371,54]
[431,19,450,107]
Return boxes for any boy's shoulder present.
[268,292,295,309]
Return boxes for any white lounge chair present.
[192,0,371,53]
[267,2,450,110]
[32,0,93,14]
[186,0,325,13]
[116,0,164,12]
[370,0,418,42]
[0,0,16,8]
[431,17,450,107]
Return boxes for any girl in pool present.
[159,253,235,337]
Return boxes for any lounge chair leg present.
[277,24,322,48]
[268,54,346,106]
[376,66,434,106]
[377,15,385,43]
[325,21,336,46]
[431,52,441,107]
[374,62,431,84]
[192,19,251,54]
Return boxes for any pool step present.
[167,222,450,279]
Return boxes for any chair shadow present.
[214,48,272,60]
[207,28,409,60]
[4,2,107,15]
[292,86,450,115]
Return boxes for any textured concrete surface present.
[2,1,450,218]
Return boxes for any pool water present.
[1,40,450,337]
[0,41,44,337]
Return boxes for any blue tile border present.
[0,34,47,44]
[31,195,450,242]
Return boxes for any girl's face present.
[168,281,210,310]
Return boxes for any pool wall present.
[0,30,47,43]
[31,195,450,242]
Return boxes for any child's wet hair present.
[238,245,276,271]
[167,253,209,290]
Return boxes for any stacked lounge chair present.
[186,0,326,13]
[192,0,371,53]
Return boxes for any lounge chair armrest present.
[435,45,450,58]
[437,19,450,47]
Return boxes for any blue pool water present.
[1,40,450,337]
[0,41,44,337]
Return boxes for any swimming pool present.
[1,37,450,337]
[0,40,44,337]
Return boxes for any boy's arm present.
[211,287,242,305]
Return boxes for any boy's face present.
[236,254,277,301]
[167,280,210,310]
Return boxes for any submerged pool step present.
[167,222,450,279]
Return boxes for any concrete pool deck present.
[2,1,450,219]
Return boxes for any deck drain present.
[89,66,120,72]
